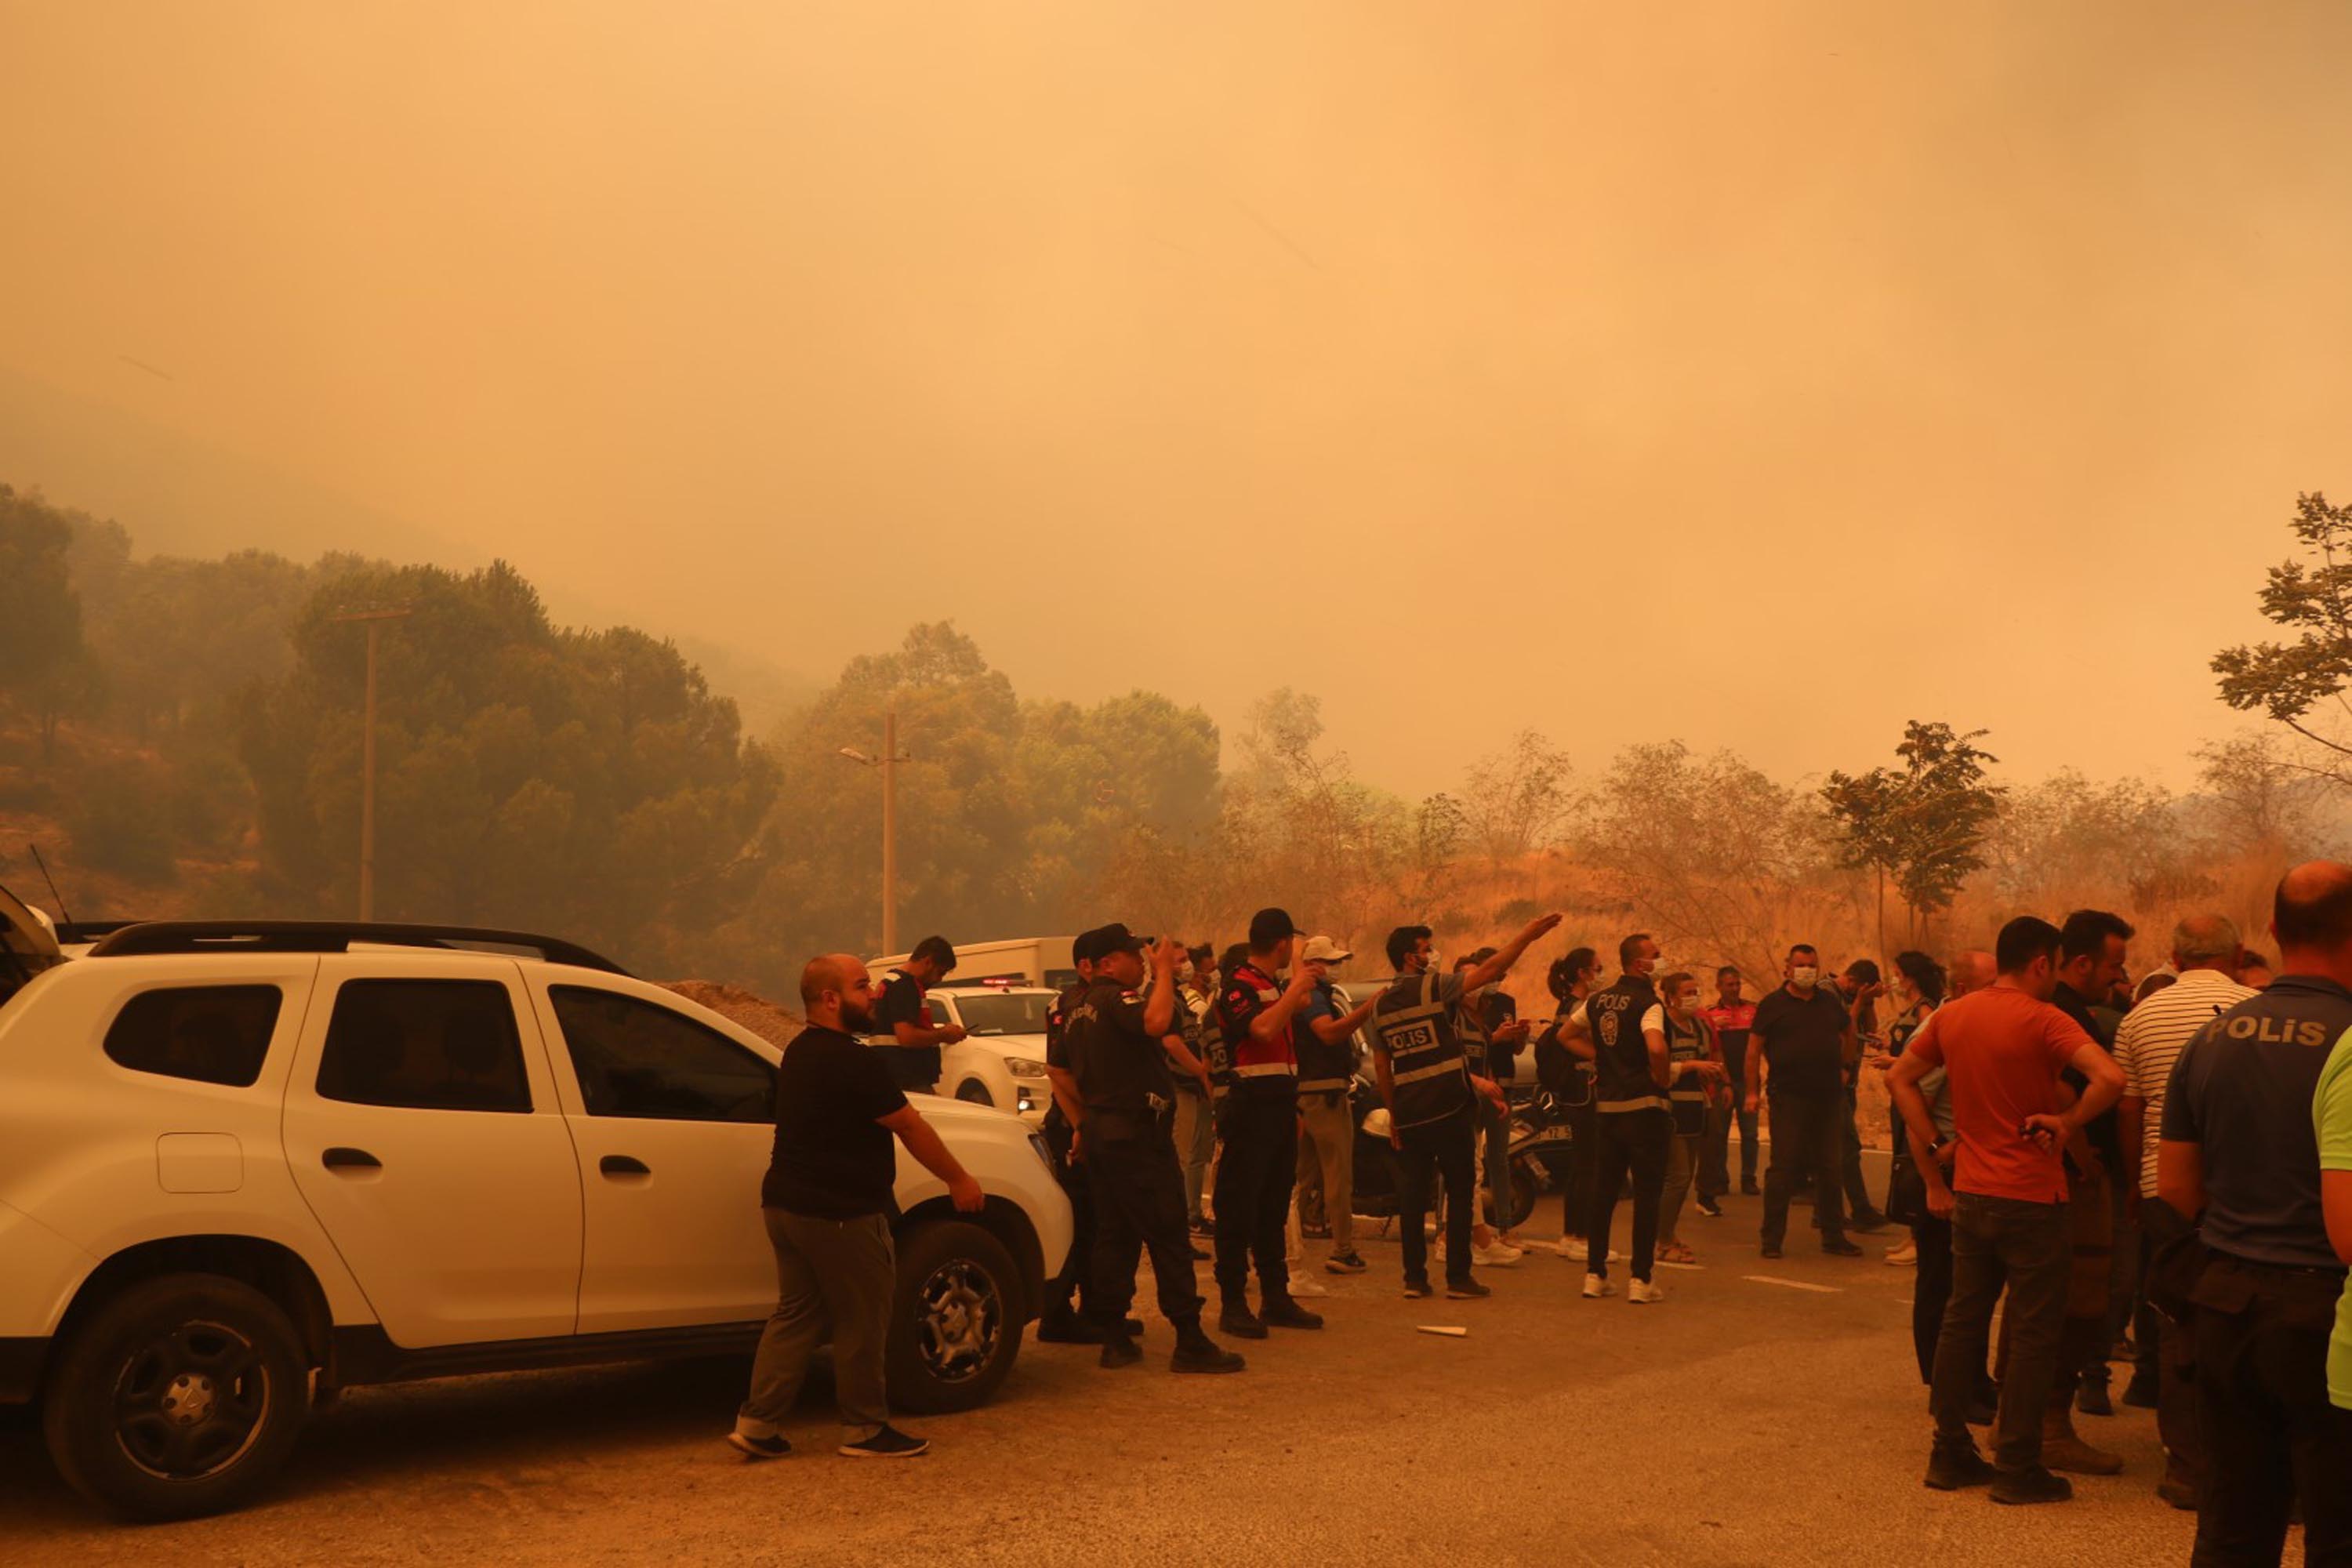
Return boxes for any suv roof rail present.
[85,921,632,976]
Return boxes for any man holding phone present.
[1887,916,2126,1504]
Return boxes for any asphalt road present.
[2,1185,2275,1567]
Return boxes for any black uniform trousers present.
[1042,1111,1096,1318]
[2187,1254,2352,1568]
[1082,1111,1207,1330]
[1396,1105,1478,1287]
[1212,1085,1297,1302]
[1563,1086,1599,1239]
[1587,1106,1671,1283]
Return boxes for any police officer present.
[1563,933,1675,1302]
[1036,931,1134,1345]
[1211,908,1324,1338]
[2156,862,2352,1561]
[1065,925,1246,1374]
[1367,914,1560,1298]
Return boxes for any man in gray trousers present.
[729,953,985,1461]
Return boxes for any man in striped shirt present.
[2114,913,2256,1509]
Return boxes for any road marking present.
[1743,1275,1843,1294]
[1653,1261,1707,1272]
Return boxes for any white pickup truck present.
[0,899,1071,1521]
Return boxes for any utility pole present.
[837,706,909,954]
[331,607,413,921]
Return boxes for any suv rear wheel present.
[886,1221,1021,1414]
[43,1273,310,1522]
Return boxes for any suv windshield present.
[945,991,1051,1036]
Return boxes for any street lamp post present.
[331,607,413,921]
[837,706,908,955]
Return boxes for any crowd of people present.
[728,874,2352,1565]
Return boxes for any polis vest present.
[1666,1011,1711,1134]
[1370,970,1474,1129]
[1589,975,1667,1113]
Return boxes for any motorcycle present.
[1499,1087,1577,1232]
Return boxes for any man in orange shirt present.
[1887,916,2126,1505]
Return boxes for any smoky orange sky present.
[5,1,2350,799]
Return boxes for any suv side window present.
[317,980,532,1113]
[103,985,283,1087]
[550,985,775,1123]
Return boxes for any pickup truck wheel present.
[42,1273,308,1522]
[954,1079,996,1108]
[887,1221,1021,1414]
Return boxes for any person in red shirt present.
[1699,967,1759,1202]
[1887,915,2125,1505]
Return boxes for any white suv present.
[925,982,1056,1125]
[0,913,1071,1521]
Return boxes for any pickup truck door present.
[528,978,781,1334]
[281,956,585,1347]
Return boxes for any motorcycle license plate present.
[1532,1125,1571,1144]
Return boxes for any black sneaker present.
[1325,1250,1369,1275]
[1849,1210,1891,1236]
[1697,1195,1725,1218]
[1259,1296,1324,1330]
[2076,1371,2114,1417]
[1822,1239,1864,1258]
[1445,1277,1491,1299]
[1218,1301,1269,1340]
[1189,1245,1211,1261]
[1924,1445,1997,1490]
[1098,1333,1143,1369]
[840,1425,930,1459]
[2121,1371,2159,1410]
[727,1429,791,1461]
[1740,1178,1761,1196]
[1989,1465,2073,1505]
[1759,1243,1784,1259]
[1403,1278,1434,1299]
[1189,1218,1214,1237]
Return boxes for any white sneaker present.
[1287,1274,1330,1298]
[1628,1278,1667,1305]
[1581,1273,1617,1299]
[1884,1241,1917,1267]
[1472,1240,1523,1268]
[1552,1236,1588,1261]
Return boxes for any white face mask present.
[1791,965,1819,989]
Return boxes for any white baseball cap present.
[1300,935,1353,964]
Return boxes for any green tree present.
[241,558,775,971]
[0,485,98,758]
[1823,721,2002,949]
[2213,492,2352,786]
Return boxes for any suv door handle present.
[321,1146,381,1171]
[599,1155,651,1178]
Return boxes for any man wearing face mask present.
[1174,944,1221,1239]
[1748,943,1865,1260]
[1290,935,1379,1276]
[1562,933,1675,1302]
[1454,950,1532,1260]
[1367,915,1562,1299]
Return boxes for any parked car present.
[922,982,1055,1125]
[0,916,1072,1522]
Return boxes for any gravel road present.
[2,1188,2270,1567]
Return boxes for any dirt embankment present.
[659,980,802,1048]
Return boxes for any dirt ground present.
[4,1171,2277,1568]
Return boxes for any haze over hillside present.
[0,368,818,735]
[9,4,2350,797]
